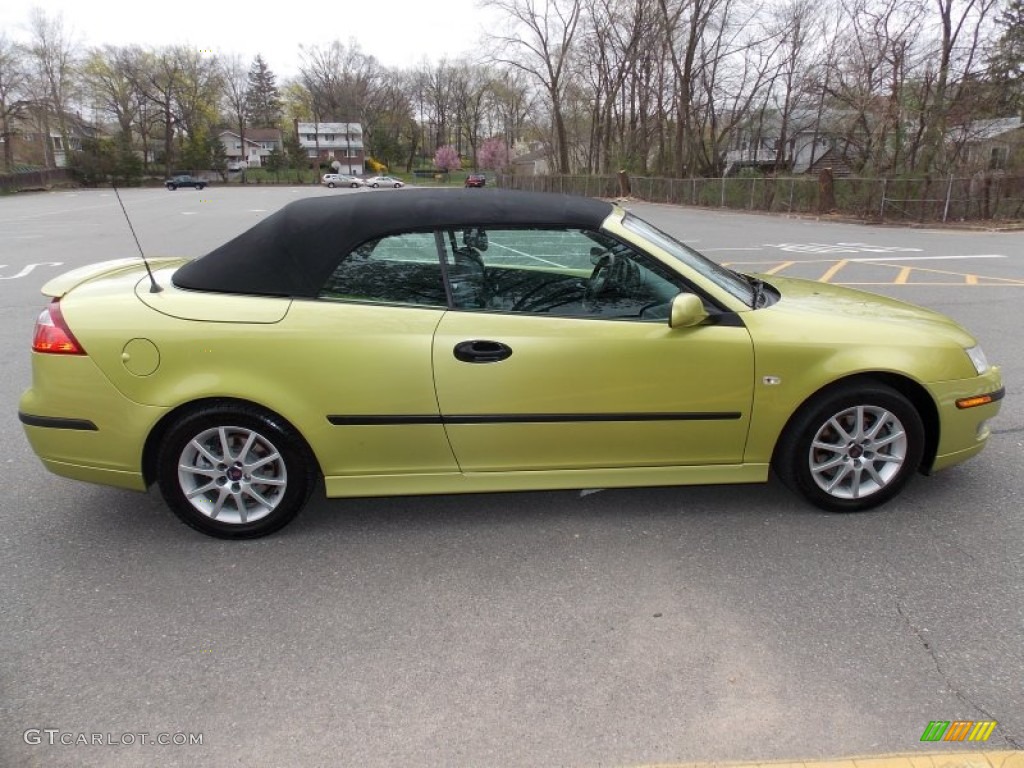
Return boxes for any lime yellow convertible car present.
[19,190,1003,538]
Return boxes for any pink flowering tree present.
[433,145,461,172]
[477,137,510,172]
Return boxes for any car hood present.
[757,274,977,347]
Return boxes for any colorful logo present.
[920,720,997,742]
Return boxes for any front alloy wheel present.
[775,382,924,512]
[157,405,317,538]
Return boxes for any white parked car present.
[365,175,404,188]
[321,174,365,188]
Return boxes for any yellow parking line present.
[764,261,795,275]
[819,260,849,283]
[894,267,912,284]
[965,274,978,285]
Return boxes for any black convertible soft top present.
[172,188,615,298]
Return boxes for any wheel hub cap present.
[177,426,288,525]
[808,405,908,500]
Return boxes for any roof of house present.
[296,122,362,134]
[951,117,1024,142]
[218,128,282,145]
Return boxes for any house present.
[1,102,102,170]
[217,128,283,169]
[511,143,551,176]
[724,109,846,176]
[948,117,1024,171]
[294,120,364,174]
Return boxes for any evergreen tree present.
[283,131,307,169]
[244,54,282,127]
[989,0,1024,113]
[209,135,228,179]
[265,145,284,176]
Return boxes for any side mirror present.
[669,293,708,328]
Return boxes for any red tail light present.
[32,300,86,355]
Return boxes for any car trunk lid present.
[41,257,187,298]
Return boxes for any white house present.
[217,128,283,169]
[294,120,365,174]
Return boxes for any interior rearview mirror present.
[669,293,708,328]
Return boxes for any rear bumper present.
[19,354,168,490]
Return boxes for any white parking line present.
[488,242,566,268]
[849,254,1005,262]
[702,247,763,252]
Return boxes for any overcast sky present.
[0,0,494,74]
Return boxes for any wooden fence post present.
[818,167,835,213]
[617,169,631,198]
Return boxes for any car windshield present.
[622,213,754,305]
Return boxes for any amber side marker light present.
[32,300,86,355]
[956,394,994,409]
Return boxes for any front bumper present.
[928,367,1004,473]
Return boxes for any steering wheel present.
[583,252,616,310]
[583,252,642,311]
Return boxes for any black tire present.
[372,182,379,188]
[327,182,336,188]
[773,382,924,512]
[196,184,205,190]
[167,185,176,190]
[350,182,359,188]
[156,404,318,539]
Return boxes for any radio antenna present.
[112,184,161,293]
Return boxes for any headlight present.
[965,345,989,375]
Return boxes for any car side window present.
[440,227,687,320]
[319,232,447,307]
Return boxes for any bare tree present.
[451,63,492,162]
[82,45,139,148]
[222,53,249,175]
[0,33,29,171]
[486,0,583,173]
[24,8,79,167]
[917,0,998,172]
[485,69,533,159]
[416,58,458,150]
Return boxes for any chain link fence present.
[498,172,1024,223]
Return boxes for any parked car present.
[165,174,206,190]
[322,173,365,189]
[19,190,1003,539]
[364,175,404,188]
[465,173,487,188]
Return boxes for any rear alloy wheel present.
[775,382,924,512]
[157,405,317,538]
[327,182,336,188]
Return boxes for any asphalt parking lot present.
[1,186,1021,767]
